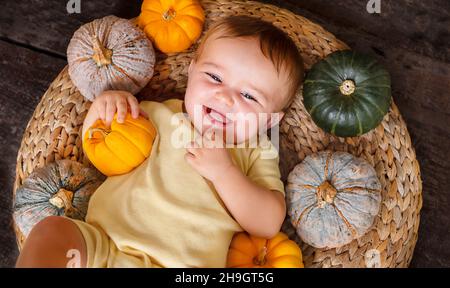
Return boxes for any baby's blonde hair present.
[194,15,304,111]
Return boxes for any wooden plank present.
[0,0,142,57]
[0,40,66,267]
[408,120,450,267]
[265,0,450,62]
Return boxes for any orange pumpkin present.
[227,232,304,268]
[138,0,205,53]
[83,113,157,176]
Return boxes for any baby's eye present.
[205,72,222,83]
[241,92,257,102]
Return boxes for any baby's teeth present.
[210,110,226,123]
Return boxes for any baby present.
[16,15,304,268]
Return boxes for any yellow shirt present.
[82,99,284,267]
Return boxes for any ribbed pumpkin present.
[82,113,157,176]
[67,15,155,101]
[227,232,304,268]
[138,0,205,53]
[286,151,382,249]
[13,160,105,237]
[303,50,391,137]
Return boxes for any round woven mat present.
[13,0,422,267]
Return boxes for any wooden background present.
[0,0,449,267]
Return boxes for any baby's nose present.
[214,91,234,107]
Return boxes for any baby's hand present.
[185,131,235,183]
[92,90,148,127]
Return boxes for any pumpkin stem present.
[317,181,337,207]
[162,7,177,21]
[49,188,74,211]
[339,79,356,96]
[91,35,113,67]
[88,127,110,139]
[253,246,268,266]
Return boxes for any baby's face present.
[184,36,290,144]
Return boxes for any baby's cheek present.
[193,76,213,89]
[232,117,261,144]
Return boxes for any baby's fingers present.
[105,100,117,127]
[127,95,140,119]
[185,141,200,155]
[95,100,107,123]
[139,109,149,119]
[116,98,128,123]
[184,152,196,167]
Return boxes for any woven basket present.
[13,0,422,267]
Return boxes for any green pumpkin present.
[302,50,391,137]
[13,160,105,237]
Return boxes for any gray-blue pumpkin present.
[13,160,105,237]
[286,151,382,249]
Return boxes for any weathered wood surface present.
[0,40,66,267]
[0,0,449,267]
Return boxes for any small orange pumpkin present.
[227,231,304,268]
[83,113,157,176]
[138,0,205,53]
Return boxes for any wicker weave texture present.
[13,0,422,268]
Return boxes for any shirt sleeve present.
[246,138,285,196]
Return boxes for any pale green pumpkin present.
[286,151,382,249]
[14,160,105,237]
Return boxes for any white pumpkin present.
[286,151,382,249]
[67,15,155,101]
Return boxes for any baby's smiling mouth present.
[203,105,232,126]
